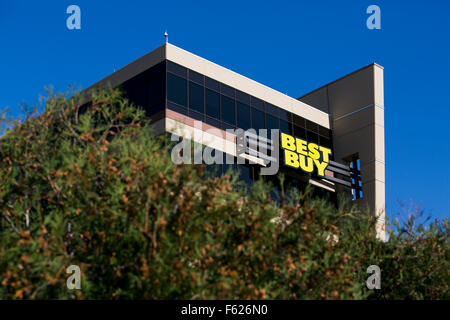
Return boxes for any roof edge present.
[297,62,384,100]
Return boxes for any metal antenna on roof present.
[164,31,168,44]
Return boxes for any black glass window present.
[165,67,333,154]
[221,122,236,131]
[251,97,265,111]
[221,95,235,125]
[320,136,332,148]
[148,71,164,109]
[205,77,220,91]
[188,109,204,122]
[319,126,331,138]
[220,83,235,98]
[167,101,187,116]
[237,102,250,130]
[123,61,165,118]
[293,115,305,128]
[251,108,265,131]
[205,116,221,128]
[167,61,187,78]
[266,114,279,130]
[189,81,204,113]
[306,120,318,133]
[133,82,147,108]
[167,73,187,107]
[205,89,220,119]
[239,165,252,185]
[287,112,294,123]
[236,90,250,105]
[280,119,292,134]
[266,113,279,139]
[266,103,279,117]
[188,70,204,85]
[294,125,306,139]
[279,109,289,122]
[307,131,319,144]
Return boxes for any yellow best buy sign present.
[280,132,332,177]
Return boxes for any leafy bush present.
[0,88,448,299]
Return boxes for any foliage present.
[0,88,448,299]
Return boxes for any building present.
[85,42,386,240]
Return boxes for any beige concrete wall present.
[299,64,386,241]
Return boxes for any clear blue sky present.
[1,0,449,220]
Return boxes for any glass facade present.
[121,60,166,121]
[120,59,334,195]
[167,73,187,107]
[205,89,220,119]
[221,95,235,125]
[165,60,333,149]
[189,81,204,113]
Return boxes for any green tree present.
[0,87,448,299]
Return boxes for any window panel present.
[167,61,187,78]
[307,131,319,144]
[188,69,204,85]
[188,109,204,122]
[167,101,188,115]
[251,96,264,111]
[167,73,187,107]
[319,136,332,148]
[280,119,292,134]
[318,126,331,138]
[236,90,251,105]
[293,115,305,128]
[266,114,279,130]
[251,108,265,131]
[266,113,279,139]
[294,125,306,139]
[266,103,279,117]
[205,116,221,128]
[286,112,293,123]
[237,102,250,130]
[205,77,220,91]
[306,120,318,133]
[220,83,235,98]
[221,122,236,131]
[148,69,165,109]
[205,88,220,119]
[133,82,147,109]
[189,81,204,113]
[239,165,252,185]
[221,95,235,125]
[279,109,289,121]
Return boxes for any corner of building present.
[298,63,386,241]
